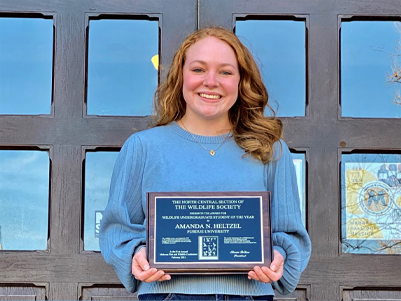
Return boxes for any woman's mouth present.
[199,93,221,100]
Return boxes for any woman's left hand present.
[248,250,284,284]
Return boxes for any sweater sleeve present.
[99,135,146,293]
[266,140,312,295]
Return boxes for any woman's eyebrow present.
[188,60,237,68]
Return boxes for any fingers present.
[137,268,170,283]
[248,266,276,284]
[157,273,172,282]
[248,267,265,283]
[141,268,171,282]
[248,250,284,284]
[132,247,171,283]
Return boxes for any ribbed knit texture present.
[99,122,311,296]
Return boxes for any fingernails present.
[248,276,251,280]
[166,275,171,280]
[143,264,150,271]
[270,264,277,271]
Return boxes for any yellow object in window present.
[151,54,159,70]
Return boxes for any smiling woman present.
[99,27,311,300]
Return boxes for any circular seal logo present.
[358,181,393,215]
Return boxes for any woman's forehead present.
[184,36,238,66]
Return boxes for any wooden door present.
[0,1,196,299]
[199,0,401,300]
[1,1,401,300]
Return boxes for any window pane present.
[87,19,158,116]
[0,18,53,115]
[236,20,306,117]
[291,152,306,227]
[0,150,49,250]
[84,151,118,251]
[341,21,401,118]
[341,153,401,254]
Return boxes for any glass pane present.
[291,152,306,227]
[84,151,118,251]
[0,150,49,250]
[0,18,53,115]
[236,20,306,117]
[341,153,401,254]
[87,19,158,116]
[341,21,401,118]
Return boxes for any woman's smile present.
[198,93,221,100]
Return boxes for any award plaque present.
[146,191,272,274]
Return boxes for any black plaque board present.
[146,191,272,274]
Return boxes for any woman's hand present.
[248,250,284,284]
[132,247,171,282]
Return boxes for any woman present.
[100,27,311,300]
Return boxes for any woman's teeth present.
[199,93,220,99]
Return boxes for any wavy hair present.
[153,27,283,163]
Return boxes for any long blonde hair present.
[153,27,283,163]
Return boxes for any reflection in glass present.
[236,20,306,117]
[0,18,53,115]
[341,21,401,118]
[87,19,158,116]
[341,153,401,254]
[0,150,49,250]
[84,151,118,251]
[291,153,306,227]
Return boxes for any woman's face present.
[182,36,240,124]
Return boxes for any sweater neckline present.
[169,121,233,144]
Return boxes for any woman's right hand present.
[132,247,171,282]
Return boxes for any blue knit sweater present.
[99,122,311,296]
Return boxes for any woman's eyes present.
[191,68,232,75]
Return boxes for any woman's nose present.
[203,72,219,87]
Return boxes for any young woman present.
[100,27,311,300]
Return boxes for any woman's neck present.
[179,115,232,136]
